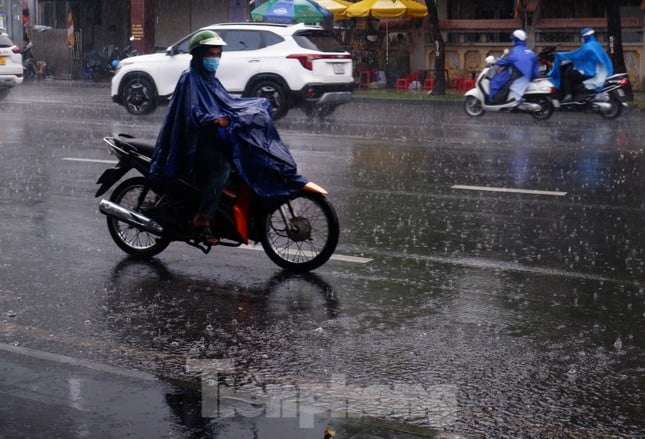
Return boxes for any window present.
[221,30,279,52]
[39,0,79,29]
[293,31,345,52]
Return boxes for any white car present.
[111,22,354,119]
[0,34,23,99]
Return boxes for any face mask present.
[202,57,220,73]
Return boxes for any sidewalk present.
[24,77,645,110]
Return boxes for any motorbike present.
[84,44,120,80]
[537,45,558,77]
[122,36,138,58]
[541,46,630,120]
[21,41,37,80]
[95,134,340,272]
[464,54,555,120]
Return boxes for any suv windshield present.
[293,31,345,52]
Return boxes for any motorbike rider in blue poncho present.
[548,27,614,102]
[489,29,538,104]
[149,30,308,245]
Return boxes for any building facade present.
[9,0,645,90]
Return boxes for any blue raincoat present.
[150,68,308,202]
[490,41,538,101]
[548,34,614,90]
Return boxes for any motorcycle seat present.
[114,133,156,157]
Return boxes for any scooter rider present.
[548,27,614,102]
[489,29,539,104]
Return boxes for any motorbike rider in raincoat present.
[149,30,307,245]
[489,29,539,104]
[548,27,614,102]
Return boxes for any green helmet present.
[189,30,227,53]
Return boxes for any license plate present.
[332,63,344,75]
[618,89,625,96]
[0,57,5,65]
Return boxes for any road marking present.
[240,244,373,264]
[452,184,567,197]
[63,157,372,265]
[63,157,117,164]
[0,342,156,382]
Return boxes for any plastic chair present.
[423,78,434,90]
[396,73,418,91]
[395,75,410,91]
[460,79,475,91]
[356,67,372,90]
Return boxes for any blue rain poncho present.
[548,34,614,91]
[150,68,308,202]
[491,40,538,101]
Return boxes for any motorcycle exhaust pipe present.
[99,199,164,235]
[518,102,542,112]
[592,102,613,112]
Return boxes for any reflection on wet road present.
[0,82,643,437]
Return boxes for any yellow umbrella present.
[314,0,351,19]
[346,0,428,64]
[346,0,427,18]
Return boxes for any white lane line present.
[452,184,567,197]
[63,157,371,265]
[0,342,156,382]
[63,157,117,164]
[240,244,372,264]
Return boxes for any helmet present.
[511,29,527,42]
[580,27,595,43]
[189,30,227,54]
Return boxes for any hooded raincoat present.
[150,68,308,203]
[548,34,614,91]
[491,40,538,101]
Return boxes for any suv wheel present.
[122,75,157,115]
[249,79,288,120]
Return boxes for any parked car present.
[0,34,24,99]
[110,22,354,120]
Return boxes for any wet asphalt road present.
[0,81,643,438]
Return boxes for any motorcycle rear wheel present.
[529,96,554,120]
[599,95,623,120]
[107,177,170,258]
[261,192,339,272]
[464,96,484,117]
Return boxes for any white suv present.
[0,34,23,99]
[111,22,354,119]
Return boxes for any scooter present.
[21,41,37,80]
[550,60,630,120]
[122,36,138,58]
[84,44,120,80]
[464,54,555,120]
[95,134,340,272]
[537,45,558,77]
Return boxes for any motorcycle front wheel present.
[464,96,485,117]
[261,192,339,272]
[107,177,170,258]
